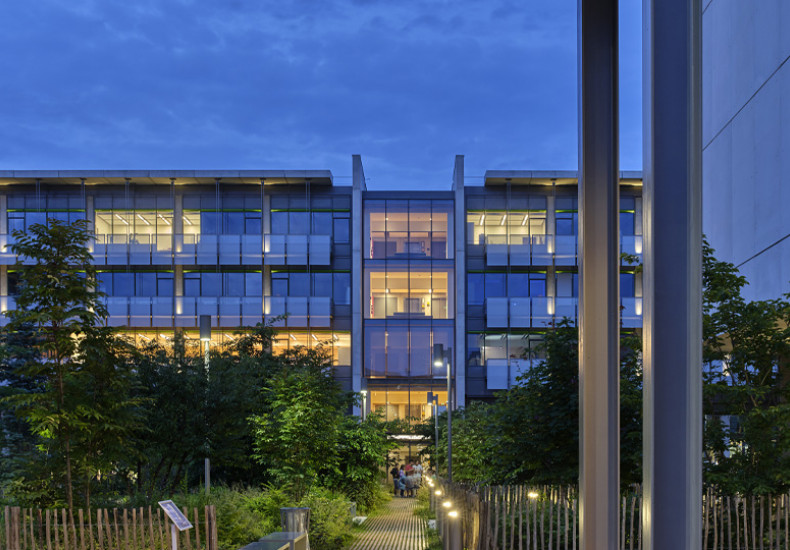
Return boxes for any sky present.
[0,0,642,190]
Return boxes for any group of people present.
[389,462,425,498]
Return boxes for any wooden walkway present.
[350,497,427,550]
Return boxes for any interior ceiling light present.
[158,214,171,226]
[136,214,151,226]
[500,214,506,226]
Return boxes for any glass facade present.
[0,167,643,414]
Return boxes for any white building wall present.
[702,0,790,301]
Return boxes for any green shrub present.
[298,486,354,550]
[342,479,391,514]
[176,486,270,550]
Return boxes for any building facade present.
[0,158,643,436]
[702,0,790,302]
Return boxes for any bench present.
[238,540,289,550]
[259,531,309,550]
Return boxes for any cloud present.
[0,0,640,188]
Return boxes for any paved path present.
[350,497,427,550]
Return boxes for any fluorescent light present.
[136,214,151,226]
[158,214,171,226]
[183,215,193,226]
[480,214,485,225]
[115,214,129,226]
[500,214,506,226]
[521,214,529,226]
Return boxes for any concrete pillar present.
[0,195,7,235]
[452,155,466,408]
[351,156,366,409]
[642,0,702,548]
[578,0,620,548]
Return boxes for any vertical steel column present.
[351,156,366,412]
[578,0,620,548]
[642,0,702,548]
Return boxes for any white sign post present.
[158,500,193,550]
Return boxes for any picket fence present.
[1,506,217,550]
[442,483,790,550]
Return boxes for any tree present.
[250,344,353,498]
[0,219,143,511]
[702,240,790,494]
[420,320,643,486]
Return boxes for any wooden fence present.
[1,506,217,550]
[442,483,790,550]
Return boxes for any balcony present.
[104,296,265,328]
[263,235,330,266]
[264,296,331,328]
[485,297,575,328]
[621,297,643,328]
[484,235,564,266]
[486,358,535,390]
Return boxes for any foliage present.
[0,219,143,511]
[298,486,354,550]
[422,321,642,486]
[133,325,278,496]
[250,344,353,499]
[702,240,790,494]
[331,414,396,511]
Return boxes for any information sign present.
[158,500,193,531]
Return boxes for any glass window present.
[289,272,310,297]
[245,272,262,296]
[114,273,134,296]
[289,212,309,234]
[156,273,173,296]
[201,212,219,234]
[467,334,482,367]
[312,212,332,235]
[184,273,201,297]
[313,272,332,297]
[271,212,288,234]
[225,272,245,296]
[508,273,529,295]
[202,273,221,296]
[529,275,546,297]
[620,212,635,236]
[387,326,409,376]
[409,327,432,377]
[333,216,349,243]
[364,326,386,377]
[484,273,506,298]
[224,212,244,234]
[333,272,350,305]
[8,213,24,233]
[556,215,576,236]
[245,213,262,234]
[621,273,635,297]
[467,273,484,305]
[271,273,288,297]
[98,272,113,295]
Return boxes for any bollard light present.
[443,500,452,508]
[528,491,539,499]
[448,510,458,518]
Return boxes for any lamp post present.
[433,344,452,482]
[199,314,211,496]
[427,392,440,472]
[360,389,368,420]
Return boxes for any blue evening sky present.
[0,0,642,190]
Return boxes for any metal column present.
[642,0,702,548]
[578,0,620,548]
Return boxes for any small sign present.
[158,500,193,531]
